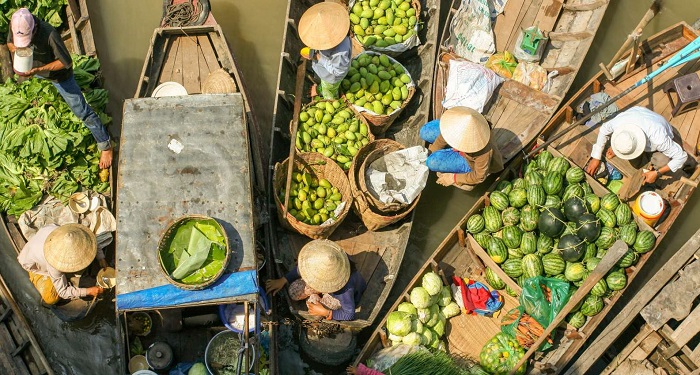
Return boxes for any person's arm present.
[454,151,490,186]
[429,134,449,153]
[48,267,88,299]
[7,42,16,53]
[24,30,72,76]
[643,135,689,183]
[590,120,615,161]
[327,287,357,321]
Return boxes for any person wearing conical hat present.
[420,106,504,191]
[585,106,690,184]
[17,224,106,306]
[266,239,366,321]
[298,2,352,99]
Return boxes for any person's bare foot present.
[99,149,113,169]
[310,84,318,97]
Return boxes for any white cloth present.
[366,146,428,205]
[591,106,688,172]
[312,37,352,84]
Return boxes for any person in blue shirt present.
[297,2,351,99]
[266,239,366,321]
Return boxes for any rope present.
[162,0,202,27]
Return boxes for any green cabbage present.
[386,311,412,336]
[420,328,433,345]
[388,333,404,342]
[422,272,443,296]
[425,304,440,327]
[410,287,431,309]
[417,307,431,324]
[401,332,422,346]
[397,302,417,317]
[188,363,207,375]
[410,318,423,334]
[438,286,452,307]
[441,301,461,319]
[432,313,446,337]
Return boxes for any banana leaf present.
[160,219,227,285]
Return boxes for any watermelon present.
[564,196,589,222]
[585,243,598,260]
[544,195,562,209]
[512,178,526,190]
[563,221,578,236]
[617,248,639,268]
[580,295,604,317]
[502,207,521,226]
[485,268,506,290]
[633,230,656,253]
[552,274,568,283]
[503,225,523,249]
[490,191,510,211]
[585,193,601,213]
[521,254,543,279]
[596,248,608,259]
[483,206,503,233]
[527,185,546,207]
[596,227,617,249]
[524,170,544,187]
[596,208,617,228]
[601,192,620,211]
[508,188,528,209]
[584,256,601,271]
[606,270,627,291]
[582,183,594,195]
[487,237,508,264]
[519,205,539,232]
[562,184,584,202]
[537,235,554,254]
[543,172,564,195]
[520,232,537,255]
[508,247,525,259]
[619,223,638,246]
[558,234,585,262]
[565,166,585,184]
[505,285,519,298]
[565,262,586,281]
[615,203,633,226]
[573,270,591,287]
[576,213,601,242]
[474,232,492,249]
[538,207,566,237]
[467,214,486,234]
[590,278,608,297]
[502,259,523,278]
[496,180,513,194]
[567,311,587,329]
[548,157,570,175]
[537,150,553,170]
[524,162,540,175]
[542,253,566,275]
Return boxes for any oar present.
[508,240,629,375]
[282,58,308,218]
[528,35,700,159]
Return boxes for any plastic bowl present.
[128,355,149,373]
[218,286,269,333]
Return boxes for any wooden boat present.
[434,0,608,163]
[268,0,441,330]
[355,22,700,374]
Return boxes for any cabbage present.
[438,286,452,307]
[402,332,422,346]
[420,328,433,345]
[430,292,440,306]
[386,311,412,336]
[428,329,439,348]
[442,301,461,319]
[397,302,417,317]
[411,318,424,334]
[391,340,403,347]
[388,333,404,342]
[422,272,443,296]
[417,308,431,324]
[432,313,446,337]
[410,287,431,309]
[425,304,440,327]
[188,363,207,375]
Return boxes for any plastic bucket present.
[632,191,665,226]
[13,47,33,73]
[218,286,269,333]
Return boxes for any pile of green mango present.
[341,53,412,116]
[296,100,370,170]
[350,0,418,48]
[279,171,343,225]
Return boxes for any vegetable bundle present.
[0,55,110,215]
[0,0,67,35]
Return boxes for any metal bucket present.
[632,191,665,226]
[13,47,33,73]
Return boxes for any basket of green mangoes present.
[341,51,415,135]
[295,99,374,171]
[274,152,353,239]
[348,0,421,54]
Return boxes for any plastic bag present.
[366,146,428,205]
[442,59,504,113]
[512,62,548,90]
[479,332,526,375]
[485,51,518,79]
[513,26,548,62]
[449,0,495,63]
[365,344,427,372]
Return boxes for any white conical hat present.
[298,2,349,50]
[44,224,97,273]
[611,123,646,160]
[439,106,491,153]
[297,239,350,293]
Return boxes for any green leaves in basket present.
[171,226,213,280]
[161,218,227,284]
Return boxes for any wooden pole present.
[0,44,12,82]
[282,58,308,218]
[605,0,661,70]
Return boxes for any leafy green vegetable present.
[0,0,68,35]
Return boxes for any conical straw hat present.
[44,224,97,273]
[297,239,350,293]
[202,68,238,94]
[298,2,349,50]
[439,106,491,153]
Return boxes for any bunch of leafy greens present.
[0,0,67,35]
[0,54,110,216]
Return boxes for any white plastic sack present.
[366,146,428,205]
[442,59,504,113]
[450,0,495,63]
[349,0,421,55]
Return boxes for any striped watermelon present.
[542,253,565,275]
[590,278,608,297]
[585,243,598,260]
[517,275,528,287]
[566,166,585,184]
[596,208,617,228]
[524,162,540,175]
[596,248,608,258]
[537,150,554,170]
[584,256,601,271]
[496,180,513,194]
[596,227,617,249]
[503,225,523,249]
[512,178,526,190]
[490,191,510,211]
[619,223,638,246]
[617,248,639,268]
[474,232,492,249]
[581,182,593,195]
[519,205,539,232]
[521,254,543,279]
[601,192,620,211]
[548,157,570,175]
[467,214,485,234]
[615,203,633,226]
[544,195,562,209]
[562,183,584,202]
[565,262,586,281]
[567,311,587,329]
[483,206,503,233]
[502,259,523,278]
[524,170,544,187]
[537,235,554,254]
[502,207,521,226]
[634,230,656,253]
[508,188,528,208]
[508,247,525,259]
[484,268,506,290]
[505,285,519,298]
[574,270,590,287]
[585,193,601,214]
[487,237,508,264]
[553,274,568,283]
[543,172,564,195]
[520,232,537,254]
[527,185,546,207]
[606,270,627,291]
[580,295,604,317]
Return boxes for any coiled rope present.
[162,0,207,27]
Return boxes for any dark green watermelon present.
[576,213,601,242]
[538,207,566,237]
[557,234,585,262]
[564,196,589,222]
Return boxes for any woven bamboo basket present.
[348,0,422,57]
[349,139,421,231]
[359,145,405,213]
[273,152,353,239]
[157,214,230,290]
[202,68,238,94]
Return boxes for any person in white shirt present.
[585,106,689,184]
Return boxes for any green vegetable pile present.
[0,0,67,35]
[0,54,110,216]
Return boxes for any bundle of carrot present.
[501,309,552,349]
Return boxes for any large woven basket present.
[349,139,420,231]
[359,145,405,213]
[157,214,230,290]
[349,0,422,57]
[202,68,238,94]
[273,152,353,239]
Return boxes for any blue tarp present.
[116,270,258,311]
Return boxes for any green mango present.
[369,81,380,94]
[379,80,392,93]
[373,8,384,20]
[383,28,396,37]
[373,101,385,114]
[400,85,409,100]
[349,82,361,93]
[364,36,377,46]
[360,17,370,29]
[360,9,373,18]
[392,87,402,101]
[393,25,407,36]
[399,73,411,84]
[381,93,393,105]
[353,24,365,36]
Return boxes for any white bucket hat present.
[611,123,646,160]
[297,239,350,293]
[44,224,97,273]
[439,106,491,153]
[298,2,349,50]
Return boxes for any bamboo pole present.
[605,1,660,70]
[0,44,12,81]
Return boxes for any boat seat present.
[663,72,700,117]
